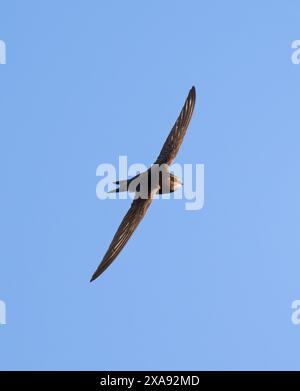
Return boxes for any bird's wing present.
[155,86,196,166]
[91,190,157,281]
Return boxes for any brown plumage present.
[91,86,196,281]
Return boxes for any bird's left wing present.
[155,86,196,166]
[91,191,157,281]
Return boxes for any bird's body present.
[91,86,196,281]
[110,165,183,196]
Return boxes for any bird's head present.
[170,173,183,190]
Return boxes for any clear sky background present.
[1,1,300,370]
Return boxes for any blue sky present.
[1,0,300,370]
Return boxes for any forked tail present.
[108,174,140,193]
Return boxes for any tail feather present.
[108,179,130,193]
[113,179,129,186]
[108,188,120,193]
[110,175,140,193]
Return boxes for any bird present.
[91,86,196,282]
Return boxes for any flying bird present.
[91,86,196,281]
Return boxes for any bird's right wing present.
[155,86,196,166]
[90,189,158,281]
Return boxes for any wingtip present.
[90,273,97,283]
[90,267,104,282]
